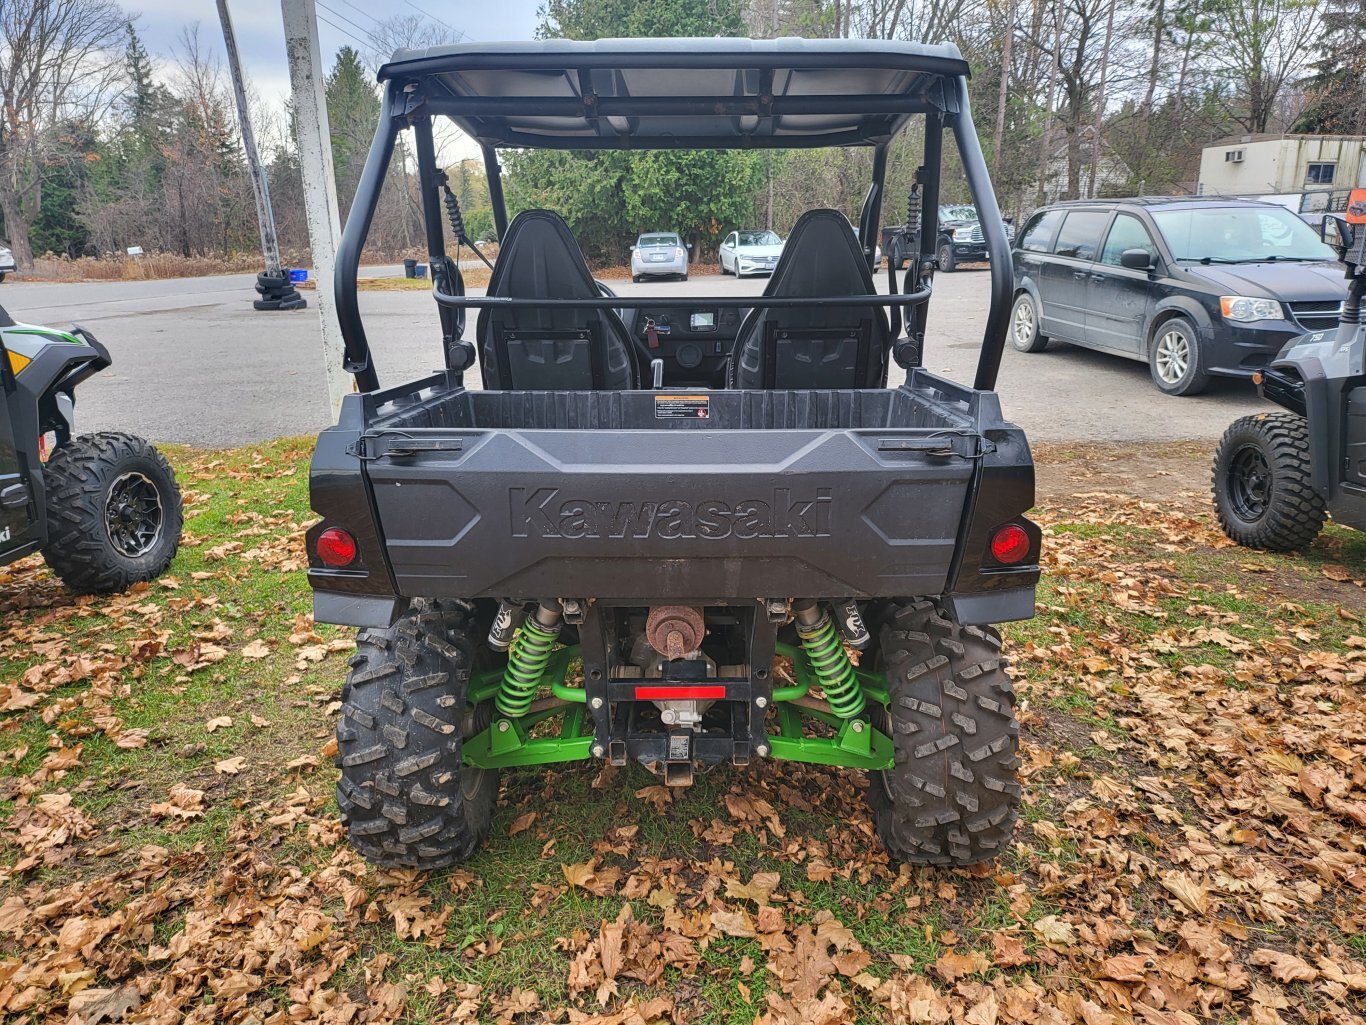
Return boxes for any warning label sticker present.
[654,394,710,419]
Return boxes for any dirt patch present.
[1034,440,1213,511]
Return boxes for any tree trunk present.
[1089,0,1116,198]
[0,186,34,269]
[1035,7,1063,206]
[992,0,1016,178]
[1143,0,1166,117]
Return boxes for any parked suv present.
[1010,197,1347,395]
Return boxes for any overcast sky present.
[132,0,542,134]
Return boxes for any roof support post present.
[483,145,509,240]
[859,144,888,271]
[904,112,943,356]
[947,76,1013,391]
[334,83,401,393]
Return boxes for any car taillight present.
[989,523,1031,565]
[676,248,685,259]
[316,526,358,567]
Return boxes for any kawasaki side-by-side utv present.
[1212,189,1366,550]
[0,305,182,592]
[307,38,1039,870]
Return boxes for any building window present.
[1224,149,1244,163]
[1306,162,1336,185]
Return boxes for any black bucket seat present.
[478,210,641,390]
[729,209,890,389]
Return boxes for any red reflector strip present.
[634,685,727,700]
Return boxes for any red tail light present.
[316,527,358,567]
[989,523,1031,565]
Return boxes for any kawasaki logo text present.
[509,488,832,539]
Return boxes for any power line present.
[333,0,384,27]
[315,12,375,52]
[316,1,383,49]
[403,0,468,40]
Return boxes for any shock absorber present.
[792,600,865,719]
[495,602,562,719]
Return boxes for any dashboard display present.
[690,311,716,331]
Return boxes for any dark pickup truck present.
[306,37,1038,873]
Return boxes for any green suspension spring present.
[496,617,559,719]
[796,611,866,719]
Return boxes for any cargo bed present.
[307,372,1035,614]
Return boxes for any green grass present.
[0,442,1362,1024]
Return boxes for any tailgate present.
[363,427,976,602]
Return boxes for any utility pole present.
[216,0,306,311]
[282,0,352,418]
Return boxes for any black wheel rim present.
[1227,444,1272,522]
[105,471,164,557]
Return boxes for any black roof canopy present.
[376,37,970,150]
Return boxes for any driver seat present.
[729,209,890,389]
[477,210,641,390]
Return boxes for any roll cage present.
[336,37,1013,395]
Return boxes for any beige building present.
[1198,134,1366,198]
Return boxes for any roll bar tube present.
[483,145,509,240]
[431,288,932,313]
[948,76,1013,391]
[334,81,402,392]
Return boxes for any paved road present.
[0,269,1269,447]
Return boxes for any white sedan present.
[719,229,784,278]
[0,244,14,283]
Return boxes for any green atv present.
[0,304,183,592]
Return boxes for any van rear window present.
[1053,210,1110,261]
[1018,209,1063,252]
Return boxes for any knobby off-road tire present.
[1212,412,1327,551]
[870,600,1021,866]
[336,600,499,870]
[40,432,182,594]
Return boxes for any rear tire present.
[870,600,1020,867]
[1212,412,1327,551]
[40,432,182,594]
[336,600,499,870]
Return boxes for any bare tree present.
[1206,0,1319,133]
[0,0,126,268]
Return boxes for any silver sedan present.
[631,232,689,281]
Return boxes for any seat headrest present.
[487,209,599,300]
[763,209,875,298]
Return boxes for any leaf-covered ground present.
[0,440,1363,1025]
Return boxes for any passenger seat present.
[477,210,641,390]
[729,209,890,389]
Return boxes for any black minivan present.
[1010,197,1347,395]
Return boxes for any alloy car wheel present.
[1148,317,1209,396]
[1010,293,1048,353]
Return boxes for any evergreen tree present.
[507,0,757,263]
[326,46,381,218]
[1296,0,1366,135]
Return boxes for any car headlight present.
[1220,296,1284,322]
